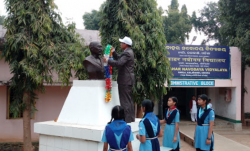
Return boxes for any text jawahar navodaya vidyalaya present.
[0,26,250,141]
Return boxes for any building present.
[162,44,243,130]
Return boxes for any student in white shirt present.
[189,96,198,122]
[208,99,213,109]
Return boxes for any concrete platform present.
[35,119,141,151]
[179,125,250,151]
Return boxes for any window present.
[7,87,35,119]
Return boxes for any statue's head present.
[89,41,102,56]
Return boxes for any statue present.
[83,41,105,80]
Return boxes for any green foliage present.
[219,0,250,64]
[158,7,164,16]
[83,10,101,30]
[2,0,87,117]
[171,0,179,10]
[82,3,106,30]
[163,0,192,44]
[0,15,5,25]
[100,0,172,103]
[192,2,229,46]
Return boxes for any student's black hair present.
[169,96,178,105]
[198,94,209,111]
[142,99,154,118]
[108,105,125,124]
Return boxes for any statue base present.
[57,80,121,126]
[34,80,143,151]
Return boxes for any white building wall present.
[208,87,237,120]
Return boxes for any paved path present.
[214,126,250,148]
[179,125,250,151]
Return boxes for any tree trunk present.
[137,105,143,118]
[23,92,32,151]
[135,103,137,118]
[241,64,245,126]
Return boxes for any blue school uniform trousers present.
[102,120,134,151]
[163,109,181,150]
[195,106,215,151]
[139,112,161,151]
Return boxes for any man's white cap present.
[119,36,132,46]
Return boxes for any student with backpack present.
[102,105,134,151]
[136,99,163,151]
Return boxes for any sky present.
[0,0,219,45]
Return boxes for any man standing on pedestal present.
[103,36,135,123]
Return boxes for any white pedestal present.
[57,80,121,126]
[35,80,141,151]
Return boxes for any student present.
[102,105,134,151]
[189,96,198,122]
[194,94,215,151]
[208,99,213,109]
[136,99,163,151]
[160,96,181,151]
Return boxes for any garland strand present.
[104,45,113,102]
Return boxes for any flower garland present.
[104,45,114,102]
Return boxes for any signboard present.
[170,80,215,86]
[166,44,230,79]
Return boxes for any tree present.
[171,0,179,10]
[192,2,229,46]
[82,3,106,30]
[83,10,101,30]
[158,6,164,16]
[0,15,5,25]
[219,0,250,60]
[163,0,192,44]
[2,0,86,150]
[100,0,172,104]
[219,0,250,125]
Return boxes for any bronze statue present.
[83,41,105,80]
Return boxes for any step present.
[214,125,234,129]
[214,121,233,126]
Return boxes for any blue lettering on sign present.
[170,80,215,86]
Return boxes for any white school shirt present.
[208,103,213,109]
[191,100,197,113]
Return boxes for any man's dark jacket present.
[108,48,135,85]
